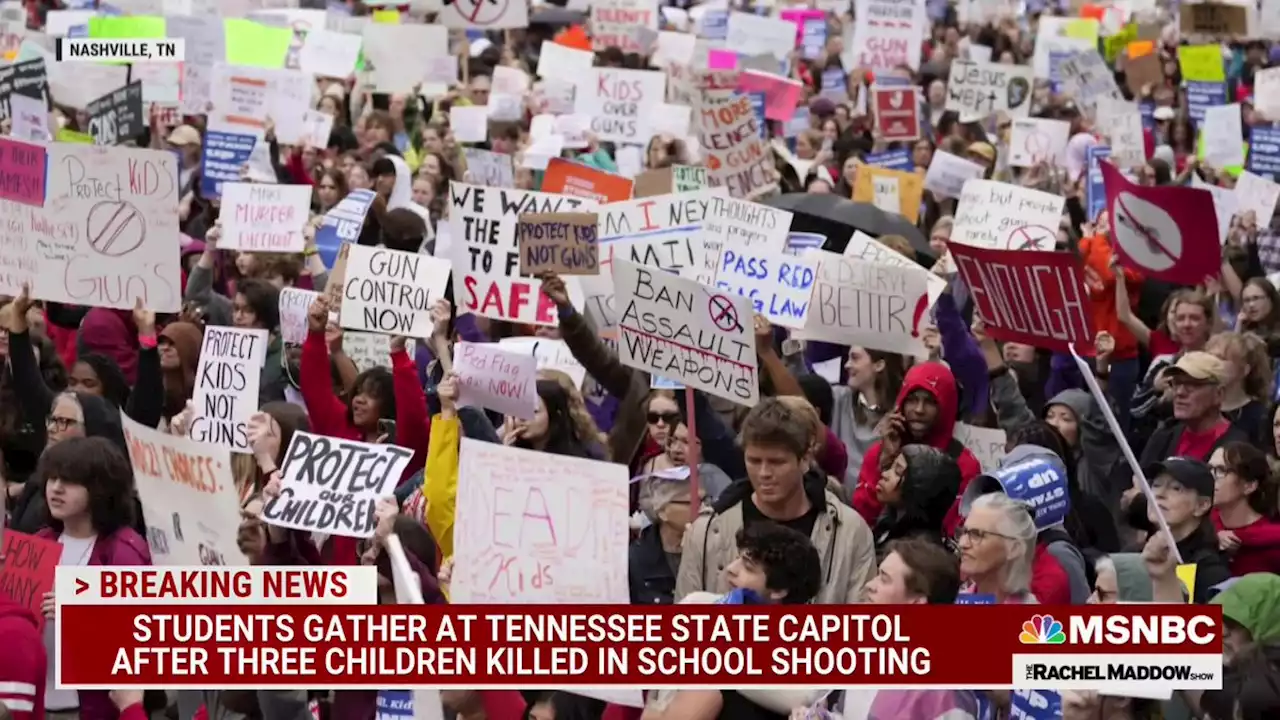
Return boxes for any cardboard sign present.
[448,182,596,326]
[517,212,600,276]
[1180,2,1247,37]
[796,250,931,356]
[1101,161,1222,285]
[590,0,658,54]
[541,158,634,202]
[696,93,778,199]
[612,258,759,405]
[945,60,1033,121]
[189,326,268,454]
[0,530,58,630]
[123,415,245,567]
[451,437,630,602]
[951,180,1065,251]
[86,80,143,146]
[714,246,817,329]
[453,341,539,420]
[219,182,312,253]
[0,136,45,207]
[873,86,920,141]
[339,245,451,338]
[261,431,415,539]
[843,231,946,301]
[947,243,1094,352]
[575,67,666,145]
[853,165,923,223]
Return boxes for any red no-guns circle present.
[708,295,741,332]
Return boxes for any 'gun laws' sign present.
[262,432,415,539]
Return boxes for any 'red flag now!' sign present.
[947,243,1095,353]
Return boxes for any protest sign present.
[437,0,532,31]
[843,231,946,301]
[1234,171,1280,225]
[541,158,634,202]
[1203,104,1245,169]
[613,259,758,405]
[797,251,930,356]
[0,58,47,123]
[1250,128,1280,177]
[873,86,920,141]
[0,136,44,207]
[591,0,658,54]
[538,40,594,79]
[315,189,375,268]
[922,151,984,199]
[1178,44,1225,83]
[853,165,923,223]
[978,454,1070,528]
[633,167,675,198]
[1032,17,1098,77]
[1009,118,1071,168]
[1190,175,1238,247]
[866,149,914,172]
[696,93,777,199]
[452,437,630,603]
[499,337,589,388]
[848,0,925,71]
[1057,49,1123,114]
[785,232,826,256]
[209,64,311,145]
[714,246,817,329]
[123,415,244,567]
[339,245,450,338]
[262,431,415,539]
[462,148,515,189]
[945,60,1033,121]
[1086,146,1111,222]
[517,212,600,276]
[342,332,415,374]
[599,190,711,283]
[725,11,794,61]
[1186,81,1227,126]
[453,341,539,419]
[1101,161,1221,285]
[200,130,257,199]
[674,165,708,192]
[189,326,268,454]
[0,530,57,630]
[278,287,319,345]
[575,68,665,145]
[947,243,1093,352]
[449,182,595,326]
[219,182,312,253]
[698,195,791,285]
[10,93,48,142]
[1096,99,1145,171]
[0,144,183,311]
[86,81,143,146]
[1011,690,1063,720]
[1180,2,1247,37]
[951,180,1064,251]
[736,71,803,122]
[953,423,1007,472]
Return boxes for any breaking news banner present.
[54,38,186,63]
[55,568,1224,695]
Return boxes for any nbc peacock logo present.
[1019,614,1067,644]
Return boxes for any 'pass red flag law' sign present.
[1101,161,1221,285]
[947,243,1095,353]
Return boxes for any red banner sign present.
[874,87,921,142]
[0,530,59,630]
[947,243,1095,353]
[1101,161,1221,285]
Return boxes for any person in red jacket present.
[854,362,982,538]
[0,477,47,720]
[1211,442,1280,576]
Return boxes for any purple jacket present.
[932,293,988,420]
[36,527,151,720]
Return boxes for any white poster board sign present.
[219,182,312,252]
[574,68,666,145]
[189,326,268,454]
[338,244,452,338]
[453,341,539,420]
[796,251,930,356]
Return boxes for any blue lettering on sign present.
[315,189,377,269]
[801,19,826,60]
[1086,146,1111,222]
[1010,689,1062,720]
[1249,127,1280,178]
[785,232,825,255]
[955,593,997,604]
[1139,101,1155,132]
[376,690,413,720]
[200,131,258,199]
[1186,82,1228,125]
[702,11,729,40]
[715,249,814,322]
[865,149,914,172]
[748,92,767,139]
[988,456,1069,529]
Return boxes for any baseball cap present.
[967,142,996,162]
[166,124,201,147]
[1143,456,1214,498]
[1153,106,1175,121]
[1164,351,1225,385]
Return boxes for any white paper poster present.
[338,245,452,338]
[1202,103,1245,169]
[922,151,985,199]
[574,67,666,145]
[725,11,795,61]
[437,0,530,30]
[713,246,818,330]
[1235,171,1280,225]
[278,287,319,345]
[945,60,1033,122]
[453,341,539,420]
[189,326,269,454]
[950,180,1065,250]
[219,183,313,253]
[797,251,930,356]
[498,336,589,388]
[848,0,926,72]
[843,231,947,301]
[1008,118,1072,168]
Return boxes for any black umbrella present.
[764,193,933,260]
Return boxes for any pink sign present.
[780,9,824,45]
[0,137,47,207]
[708,49,737,70]
[737,70,803,122]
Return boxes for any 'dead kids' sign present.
[448,182,596,326]
[262,432,415,539]
[1100,161,1221,285]
[613,259,759,405]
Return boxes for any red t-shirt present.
[1030,544,1071,605]
[1212,511,1280,576]
[1149,329,1181,357]
[1174,419,1231,461]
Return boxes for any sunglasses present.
[647,411,680,425]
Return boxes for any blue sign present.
[748,92,767,139]
[1139,101,1156,132]
[1186,82,1228,125]
[785,232,825,256]
[701,10,729,40]
[800,19,826,60]
[651,375,684,390]
[201,131,258,199]
[1048,51,1072,95]
[1086,146,1111,223]
[874,76,911,87]
[865,149,914,172]
[1248,127,1280,177]
[784,107,810,138]
[376,690,413,720]
[987,455,1069,530]
[1010,690,1062,720]
[955,593,997,604]
[821,68,846,94]
[315,189,377,268]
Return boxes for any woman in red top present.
[1211,442,1280,576]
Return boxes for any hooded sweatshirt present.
[386,155,432,230]
[78,309,140,385]
[0,599,46,720]
[1212,573,1280,645]
[1108,554,1155,603]
[160,321,203,418]
[854,362,982,537]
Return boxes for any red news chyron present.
[90,569,356,599]
[56,602,1224,689]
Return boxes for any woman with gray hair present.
[957,493,1038,603]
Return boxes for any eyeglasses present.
[955,526,1015,544]
[1208,464,1232,479]
[647,412,680,425]
[319,184,338,190]
[46,415,81,432]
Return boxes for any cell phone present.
[377,419,397,444]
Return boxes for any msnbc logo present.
[1020,614,1066,644]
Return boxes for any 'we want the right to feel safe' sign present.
[612,259,759,406]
